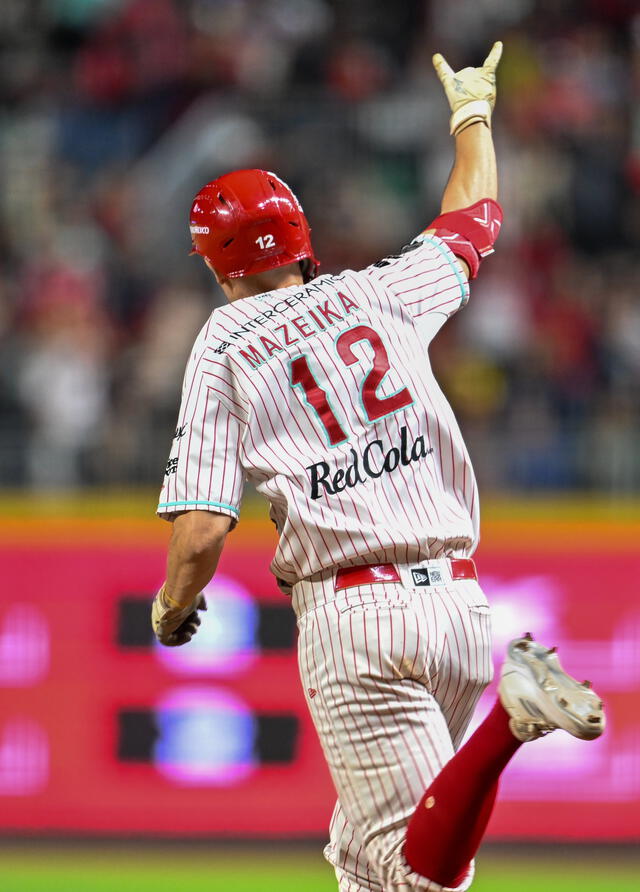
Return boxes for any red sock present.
[404,700,522,888]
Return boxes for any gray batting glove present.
[151,585,207,647]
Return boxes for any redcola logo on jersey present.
[306,425,433,500]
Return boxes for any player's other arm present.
[152,347,245,646]
[151,511,233,646]
[166,510,232,605]
[426,42,504,280]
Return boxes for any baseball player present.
[151,42,604,891]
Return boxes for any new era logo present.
[411,568,445,586]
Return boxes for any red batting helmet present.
[189,169,320,282]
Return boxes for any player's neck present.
[225,272,304,302]
[211,260,305,303]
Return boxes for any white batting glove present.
[151,585,207,647]
[433,41,503,136]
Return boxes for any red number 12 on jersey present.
[289,324,413,446]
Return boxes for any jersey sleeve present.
[364,233,470,322]
[157,346,246,523]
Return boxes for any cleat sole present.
[499,636,606,742]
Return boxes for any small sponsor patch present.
[164,457,179,476]
[411,568,445,587]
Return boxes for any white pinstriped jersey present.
[158,233,477,586]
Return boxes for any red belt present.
[335,559,477,591]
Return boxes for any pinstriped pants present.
[292,562,494,892]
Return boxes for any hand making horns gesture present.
[432,41,503,136]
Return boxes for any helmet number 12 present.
[256,234,276,249]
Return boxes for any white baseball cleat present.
[499,633,606,743]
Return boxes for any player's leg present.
[325,801,384,892]
[296,581,479,891]
[318,580,493,889]
[296,575,605,891]
[403,696,518,886]
[427,579,494,752]
[403,630,606,888]
[396,577,497,889]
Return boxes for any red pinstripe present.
[321,602,388,828]
[242,381,333,569]
[195,391,212,499]
[182,375,205,503]
[373,257,449,286]
[403,274,460,305]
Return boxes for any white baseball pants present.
[292,559,494,891]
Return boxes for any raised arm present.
[441,124,497,213]
[426,42,503,279]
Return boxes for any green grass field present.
[1,845,638,892]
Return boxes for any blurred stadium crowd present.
[0,0,637,492]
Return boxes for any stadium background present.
[1,0,638,889]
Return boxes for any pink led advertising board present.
[1,512,638,839]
